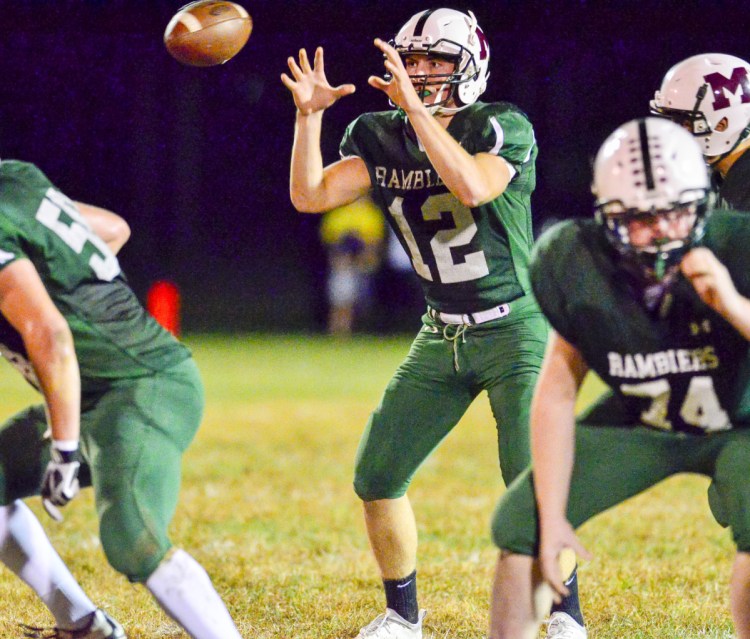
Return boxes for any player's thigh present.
[474,313,547,484]
[492,424,676,554]
[707,432,750,551]
[354,330,474,500]
[0,405,50,503]
[82,359,203,580]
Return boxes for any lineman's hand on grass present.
[539,518,591,602]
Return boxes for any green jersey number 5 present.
[389,193,489,283]
[36,188,120,281]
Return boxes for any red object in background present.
[147,280,181,336]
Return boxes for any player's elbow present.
[454,185,496,209]
[289,191,324,214]
[27,317,75,366]
[112,216,131,246]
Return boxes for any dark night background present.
[1,1,747,332]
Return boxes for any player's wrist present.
[51,439,80,464]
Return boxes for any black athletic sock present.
[550,566,584,627]
[383,570,419,624]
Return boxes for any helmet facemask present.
[596,196,709,283]
[397,52,462,114]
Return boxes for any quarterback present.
[0,160,242,639]
[489,118,750,638]
[283,8,583,639]
[651,53,750,209]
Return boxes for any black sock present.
[383,570,419,624]
[550,567,584,627]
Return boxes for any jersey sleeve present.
[467,104,536,175]
[529,220,580,346]
[0,217,24,273]
[340,116,365,160]
[703,209,750,299]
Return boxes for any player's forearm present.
[27,323,81,442]
[407,108,504,207]
[531,336,587,526]
[532,396,577,526]
[289,111,327,213]
[723,295,750,341]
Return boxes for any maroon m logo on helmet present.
[475,26,489,61]
[704,67,750,110]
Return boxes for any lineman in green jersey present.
[489,118,750,639]
[283,8,583,639]
[0,160,242,638]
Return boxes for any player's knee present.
[353,462,407,501]
[491,477,539,555]
[100,513,170,582]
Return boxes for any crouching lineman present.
[0,158,242,639]
[488,118,750,638]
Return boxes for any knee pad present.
[99,510,170,582]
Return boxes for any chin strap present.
[709,122,750,167]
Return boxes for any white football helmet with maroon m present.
[650,53,750,160]
[393,8,490,115]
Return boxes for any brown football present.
[164,1,252,67]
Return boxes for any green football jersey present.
[340,101,537,314]
[713,151,750,210]
[0,160,189,390]
[530,210,750,434]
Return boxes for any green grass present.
[0,335,736,638]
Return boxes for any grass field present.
[0,335,737,638]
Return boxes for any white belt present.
[428,303,511,326]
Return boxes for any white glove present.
[41,444,81,521]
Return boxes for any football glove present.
[41,445,81,521]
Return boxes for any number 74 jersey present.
[340,101,538,315]
[531,212,750,435]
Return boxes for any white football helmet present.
[650,53,750,158]
[593,117,710,282]
[392,8,490,114]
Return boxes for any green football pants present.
[0,358,203,581]
[493,403,750,554]
[354,296,548,501]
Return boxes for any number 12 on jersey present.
[389,193,489,284]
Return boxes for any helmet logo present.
[704,66,750,111]
[476,26,489,61]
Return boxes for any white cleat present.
[356,608,426,639]
[545,612,587,639]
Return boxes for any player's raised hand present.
[281,47,355,115]
[538,518,591,603]
[368,38,423,113]
[681,247,741,317]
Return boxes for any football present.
[164,1,252,67]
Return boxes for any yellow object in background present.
[320,196,386,247]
